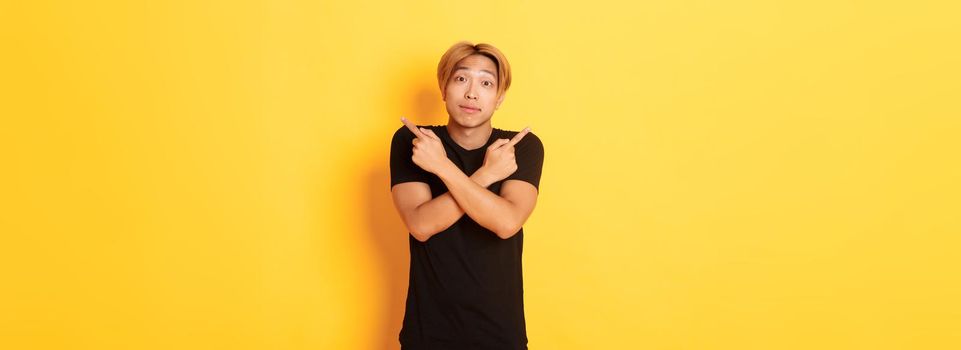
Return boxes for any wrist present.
[434,159,459,179]
[471,167,494,188]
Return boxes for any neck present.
[445,119,492,151]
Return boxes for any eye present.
[455,76,466,82]
[483,81,493,87]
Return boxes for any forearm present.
[409,171,496,241]
[436,163,519,239]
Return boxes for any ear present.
[495,93,506,110]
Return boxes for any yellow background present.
[2,1,959,349]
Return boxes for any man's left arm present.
[405,119,542,239]
[434,129,542,239]
[436,166,538,239]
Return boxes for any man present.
[389,41,544,349]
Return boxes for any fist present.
[402,117,450,175]
[481,127,530,183]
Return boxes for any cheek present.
[446,81,463,94]
[483,90,499,105]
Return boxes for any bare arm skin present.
[390,118,504,242]
[391,118,537,242]
[392,117,538,240]
[391,171,498,242]
[434,166,538,239]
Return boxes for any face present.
[443,54,505,129]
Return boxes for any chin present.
[452,114,491,129]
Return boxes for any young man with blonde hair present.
[390,41,544,349]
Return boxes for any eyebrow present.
[453,66,496,78]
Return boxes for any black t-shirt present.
[390,124,544,350]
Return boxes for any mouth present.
[459,105,481,114]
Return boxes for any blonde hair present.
[437,41,512,100]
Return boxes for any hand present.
[402,117,452,175]
[479,127,530,183]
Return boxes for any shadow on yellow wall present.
[362,70,449,349]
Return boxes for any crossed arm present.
[391,119,538,242]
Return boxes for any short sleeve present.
[503,131,544,190]
[390,125,431,189]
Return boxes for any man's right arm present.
[391,170,496,242]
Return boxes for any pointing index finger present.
[401,117,425,139]
[507,127,531,147]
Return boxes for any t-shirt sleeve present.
[390,125,431,189]
[503,131,545,190]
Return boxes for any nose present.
[465,85,478,100]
